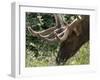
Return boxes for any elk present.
[28,14,89,65]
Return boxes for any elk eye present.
[72,30,77,36]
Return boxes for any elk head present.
[28,14,89,65]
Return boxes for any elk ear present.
[73,25,82,36]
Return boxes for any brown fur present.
[56,15,89,65]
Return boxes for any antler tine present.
[54,14,65,28]
[38,27,68,43]
[28,26,56,37]
[39,34,57,42]
[28,27,39,37]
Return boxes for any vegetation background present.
[25,12,89,67]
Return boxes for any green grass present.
[25,42,89,67]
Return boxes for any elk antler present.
[28,14,83,43]
[28,14,61,37]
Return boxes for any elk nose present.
[56,57,65,65]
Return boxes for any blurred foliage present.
[25,12,89,67]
